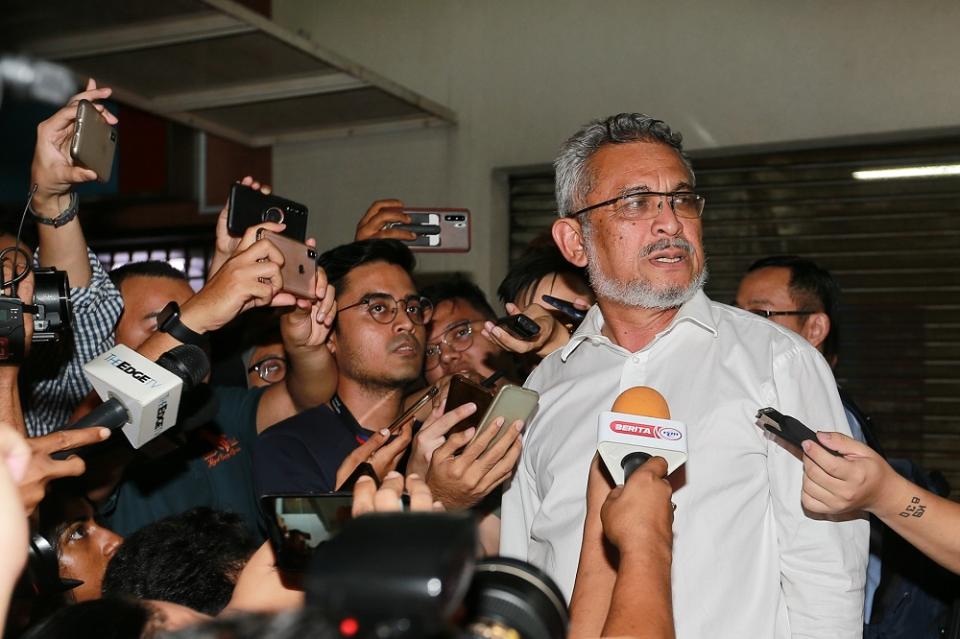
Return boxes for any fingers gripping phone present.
[385,207,471,253]
[494,314,541,340]
[70,99,117,182]
[228,183,309,242]
[256,229,318,300]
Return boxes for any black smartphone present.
[227,183,308,242]
[541,295,587,322]
[443,374,495,435]
[494,313,541,340]
[755,407,840,456]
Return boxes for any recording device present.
[494,313,541,340]
[444,374,496,435]
[0,247,72,364]
[0,55,76,107]
[55,344,209,454]
[472,384,538,449]
[17,533,84,598]
[227,183,308,241]
[384,207,471,253]
[756,407,840,456]
[69,99,118,182]
[541,294,587,322]
[262,493,354,572]
[256,229,318,300]
[307,512,568,639]
[597,387,688,485]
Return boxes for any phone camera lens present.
[308,250,317,259]
[263,207,284,224]
[110,131,117,142]
[445,215,466,222]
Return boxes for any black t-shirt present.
[253,400,372,496]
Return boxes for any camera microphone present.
[596,386,688,484]
[54,344,209,456]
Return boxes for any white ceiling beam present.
[27,13,255,60]
[149,72,367,112]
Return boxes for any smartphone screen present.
[262,494,353,571]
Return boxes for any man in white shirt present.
[499,113,868,638]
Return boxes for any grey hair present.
[553,113,694,216]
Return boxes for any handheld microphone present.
[56,344,209,450]
[596,387,688,484]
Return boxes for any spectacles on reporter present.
[339,294,434,326]
[248,355,288,384]
[424,319,480,371]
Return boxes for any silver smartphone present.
[386,207,471,253]
[471,384,539,449]
[70,99,117,182]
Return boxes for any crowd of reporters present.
[0,79,957,639]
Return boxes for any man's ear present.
[326,331,337,356]
[801,312,830,352]
[552,218,589,267]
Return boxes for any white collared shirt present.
[500,290,867,638]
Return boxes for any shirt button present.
[632,355,641,363]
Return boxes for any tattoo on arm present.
[898,496,927,518]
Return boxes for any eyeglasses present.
[744,309,815,319]
[565,190,705,220]
[247,355,287,384]
[424,320,476,371]
[339,294,434,326]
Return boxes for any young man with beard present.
[500,114,867,638]
[254,240,431,494]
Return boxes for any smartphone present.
[256,229,318,300]
[70,99,117,182]
[755,407,840,456]
[385,208,471,253]
[494,314,541,340]
[228,183,308,242]
[261,493,353,571]
[387,385,439,435]
[443,374,496,435]
[542,295,587,322]
[472,384,539,449]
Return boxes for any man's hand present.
[209,176,284,278]
[801,431,895,516]
[180,226,292,334]
[352,472,443,517]
[406,401,478,478]
[600,456,674,556]
[354,199,417,242]
[482,301,583,359]
[280,266,336,352]
[425,417,523,510]
[18,427,111,515]
[30,78,118,215]
[334,423,414,490]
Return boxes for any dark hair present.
[316,239,415,298]
[747,255,841,358]
[23,597,153,639]
[420,276,497,321]
[163,610,338,639]
[109,261,189,289]
[497,242,590,307]
[102,508,257,615]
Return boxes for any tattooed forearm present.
[899,496,927,518]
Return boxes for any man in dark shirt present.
[254,240,430,494]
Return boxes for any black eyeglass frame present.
[247,355,288,383]
[338,294,435,326]
[564,190,706,219]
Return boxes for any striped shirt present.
[23,249,124,436]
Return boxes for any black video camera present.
[0,247,72,363]
[305,512,568,639]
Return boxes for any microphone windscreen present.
[156,344,209,390]
[611,386,670,419]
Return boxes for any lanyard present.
[329,393,372,444]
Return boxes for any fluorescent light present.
[852,164,960,180]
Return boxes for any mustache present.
[390,334,422,352]
[639,237,694,257]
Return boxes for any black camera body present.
[0,266,72,364]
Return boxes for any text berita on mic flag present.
[597,386,688,484]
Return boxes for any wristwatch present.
[156,301,207,347]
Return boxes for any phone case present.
[228,183,309,242]
[495,313,541,340]
[70,100,117,182]
[444,374,496,434]
[388,208,471,253]
[755,407,840,456]
[474,384,539,448]
[257,230,318,300]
